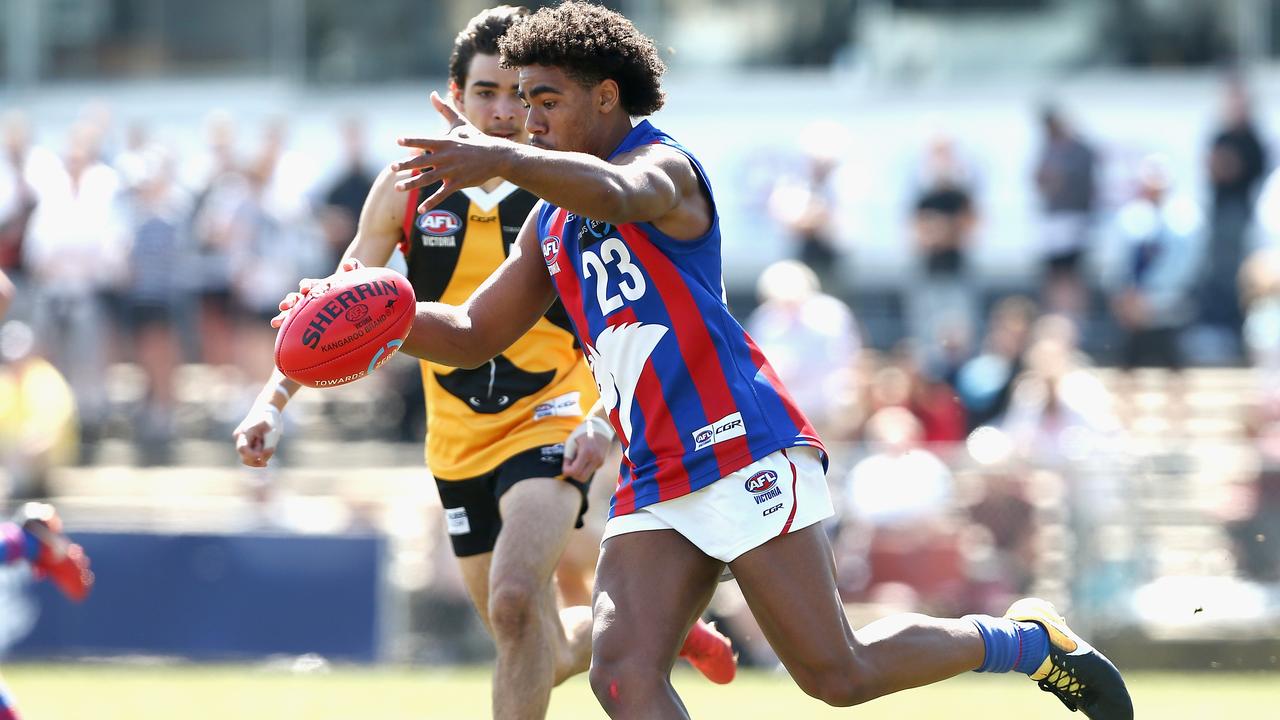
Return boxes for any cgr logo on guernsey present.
[692,412,747,451]
[417,209,461,236]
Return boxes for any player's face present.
[518,65,598,155]
[454,53,528,144]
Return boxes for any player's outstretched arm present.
[396,92,702,231]
[234,166,408,468]
[398,204,555,368]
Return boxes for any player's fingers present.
[397,137,440,151]
[391,153,435,174]
[279,292,303,312]
[418,182,454,214]
[339,258,364,272]
[270,311,288,329]
[431,91,465,129]
[395,168,439,193]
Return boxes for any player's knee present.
[589,657,665,711]
[487,579,540,640]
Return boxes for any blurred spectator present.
[906,133,980,371]
[189,111,243,367]
[1240,248,1280,378]
[839,407,964,612]
[1255,164,1280,247]
[0,321,78,499]
[745,260,859,435]
[0,270,11,319]
[960,427,1038,610]
[0,113,42,294]
[767,123,846,290]
[227,121,327,384]
[114,120,155,192]
[887,344,967,445]
[318,117,377,269]
[1001,334,1117,466]
[123,146,192,463]
[1199,78,1269,358]
[22,123,128,453]
[846,407,955,525]
[1102,155,1203,370]
[954,296,1038,431]
[1033,104,1098,324]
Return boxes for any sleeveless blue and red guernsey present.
[537,120,826,518]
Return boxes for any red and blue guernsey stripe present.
[538,120,825,518]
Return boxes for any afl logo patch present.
[744,470,779,494]
[344,304,369,323]
[417,209,461,236]
[694,429,714,447]
[542,236,561,275]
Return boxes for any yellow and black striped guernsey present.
[400,181,598,479]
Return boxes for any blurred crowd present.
[2,74,1280,650]
[0,107,380,478]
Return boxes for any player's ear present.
[450,81,465,112]
[596,79,620,114]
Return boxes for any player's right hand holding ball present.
[270,258,367,329]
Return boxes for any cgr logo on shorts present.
[692,412,747,451]
[445,507,471,536]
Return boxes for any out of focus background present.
[1,0,1279,716]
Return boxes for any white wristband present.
[261,404,283,451]
[584,415,615,442]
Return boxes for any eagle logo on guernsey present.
[417,209,461,236]
[542,236,561,275]
[584,322,669,457]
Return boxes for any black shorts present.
[435,444,591,557]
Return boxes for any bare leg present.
[729,524,983,706]
[589,529,724,719]
[489,477,591,720]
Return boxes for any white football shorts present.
[601,446,834,563]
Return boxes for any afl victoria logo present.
[417,210,461,236]
[744,470,779,494]
[694,429,714,446]
[542,236,561,266]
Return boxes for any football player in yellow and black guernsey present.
[232,7,611,719]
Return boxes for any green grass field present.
[2,664,1273,719]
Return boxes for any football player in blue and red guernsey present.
[285,2,1134,717]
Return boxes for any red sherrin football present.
[274,266,416,388]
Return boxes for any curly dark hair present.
[498,1,666,116]
[449,5,530,88]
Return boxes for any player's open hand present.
[269,259,366,328]
[563,416,615,482]
[394,91,511,214]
